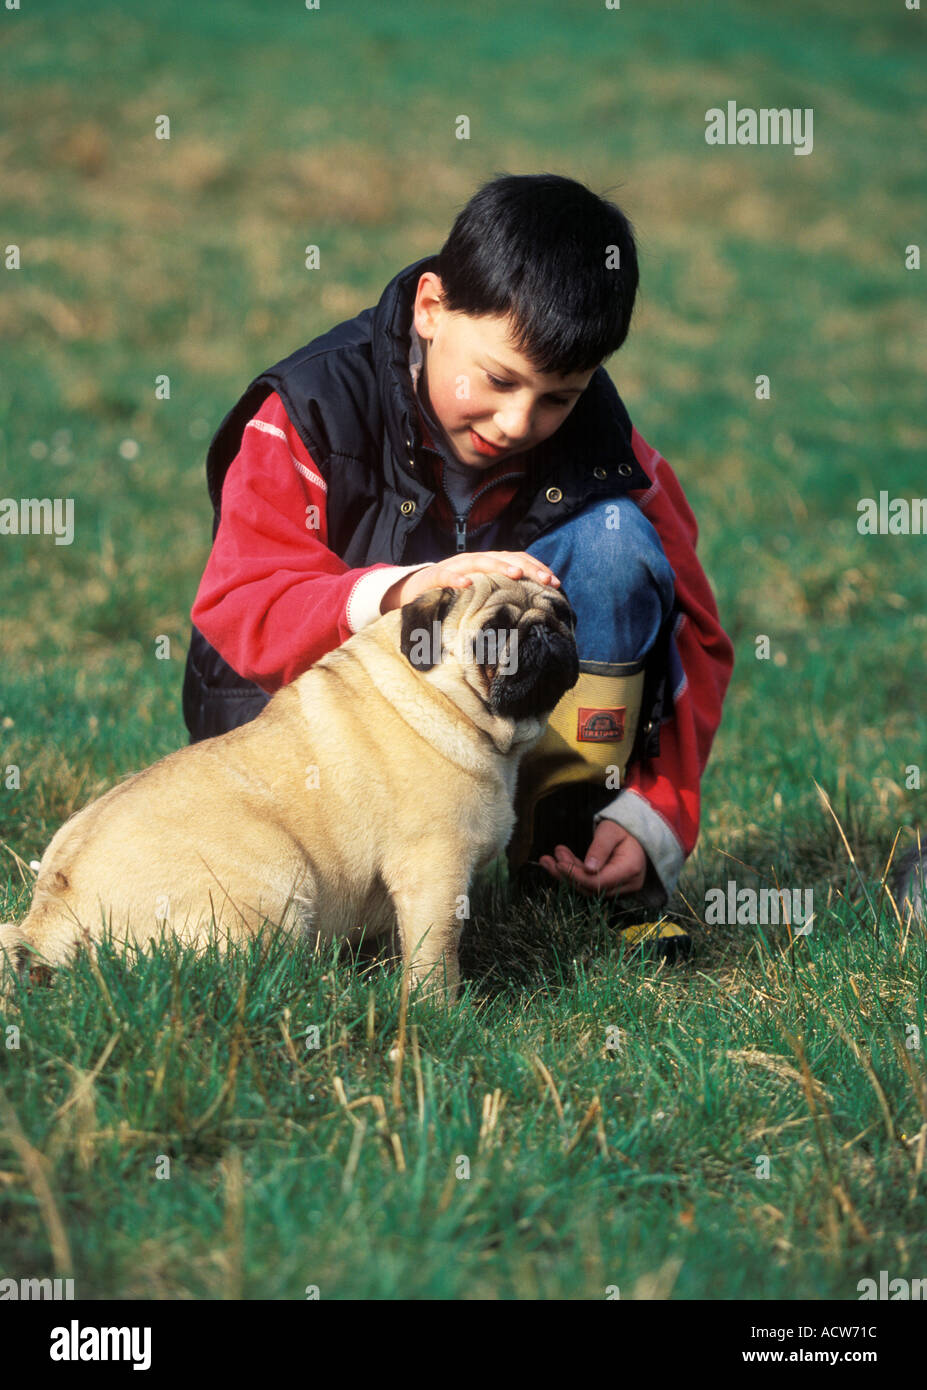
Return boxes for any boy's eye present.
[485,372,572,407]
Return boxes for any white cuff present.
[593,788,686,905]
[346,563,435,633]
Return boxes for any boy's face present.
[412,272,596,469]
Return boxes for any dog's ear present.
[399,586,459,671]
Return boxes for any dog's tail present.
[0,921,24,1006]
[0,920,23,957]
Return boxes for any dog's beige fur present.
[0,574,577,1004]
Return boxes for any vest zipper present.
[442,468,524,554]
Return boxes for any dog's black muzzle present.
[489,614,579,721]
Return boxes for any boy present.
[182,173,734,928]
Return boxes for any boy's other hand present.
[381,551,560,614]
[538,822,649,898]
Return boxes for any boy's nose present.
[495,405,535,444]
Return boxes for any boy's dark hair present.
[435,172,639,377]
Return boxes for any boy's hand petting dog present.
[382,551,560,613]
[538,820,649,897]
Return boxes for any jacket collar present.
[374,255,441,481]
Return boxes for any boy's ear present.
[399,586,458,670]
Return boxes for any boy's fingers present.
[459,554,559,585]
[539,854,611,897]
[548,845,643,896]
[512,553,559,584]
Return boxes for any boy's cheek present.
[449,375,492,416]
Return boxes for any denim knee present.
[526,496,675,665]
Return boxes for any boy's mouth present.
[469,427,508,458]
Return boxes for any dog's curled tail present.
[0,921,24,1007]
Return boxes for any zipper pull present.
[455,515,467,553]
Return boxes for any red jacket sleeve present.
[622,428,735,864]
[190,391,401,692]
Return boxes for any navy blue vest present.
[182,255,672,751]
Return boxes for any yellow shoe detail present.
[619,920,689,947]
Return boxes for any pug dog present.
[0,574,578,1005]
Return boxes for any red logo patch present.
[577,707,626,742]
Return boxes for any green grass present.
[1,0,926,1299]
[1,876,925,1300]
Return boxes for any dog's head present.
[399,573,579,723]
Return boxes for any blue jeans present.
[525,496,676,667]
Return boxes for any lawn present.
[1,0,925,1300]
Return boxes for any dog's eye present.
[496,605,517,629]
[550,597,575,630]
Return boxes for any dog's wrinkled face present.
[399,573,579,721]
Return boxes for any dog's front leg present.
[386,867,469,1006]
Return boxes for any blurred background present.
[1,0,925,893]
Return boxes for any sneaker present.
[617,918,693,962]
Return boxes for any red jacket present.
[191,390,734,897]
